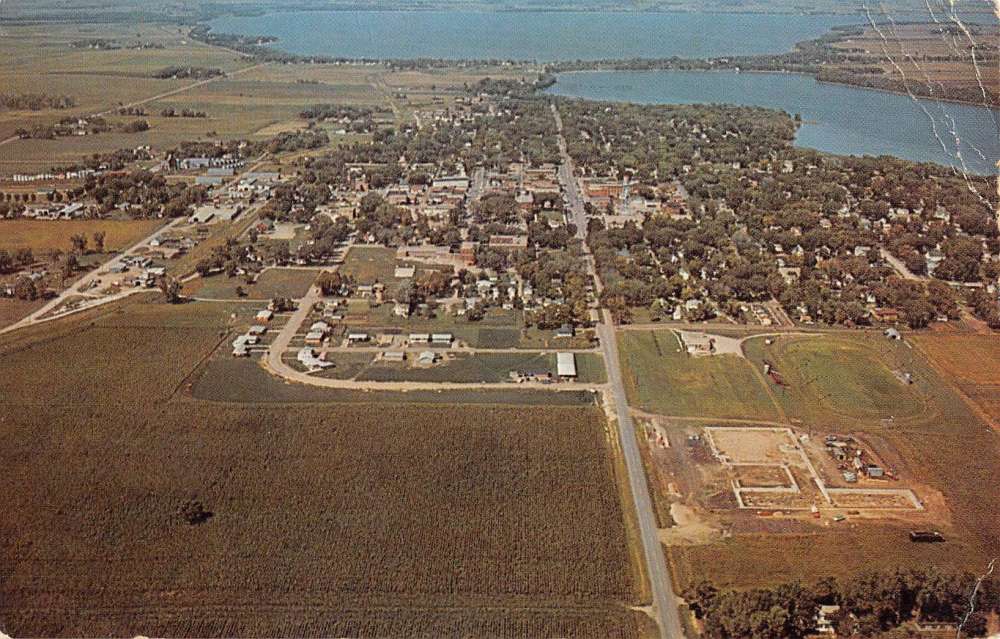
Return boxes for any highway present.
[552,102,685,639]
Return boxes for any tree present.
[13,276,37,301]
[59,254,78,284]
[317,271,349,296]
[158,275,182,304]
[70,233,88,255]
[92,231,106,253]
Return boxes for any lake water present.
[547,70,1000,174]
[208,10,998,173]
[208,11,862,60]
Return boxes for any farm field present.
[0,297,47,330]
[912,333,1000,424]
[0,21,524,175]
[0,296,639,638]
[666,525,991,592]
[0,218,163,254]
[618,330,780,420]
[664,333,1000,592]
[0,296,643,637]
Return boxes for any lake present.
[208,11,862,60]
[547,70,1000,174]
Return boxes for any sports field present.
[0,297,641,637]
[743,335,927,426]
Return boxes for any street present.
[552,102,685,639]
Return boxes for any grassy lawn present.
[185,268,318,300]
[338,245,397,287]
[743,335,926,426]
[0,219,163,254]
[618,330,780,420]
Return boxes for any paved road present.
[1,156,270,335]
[880,247,922,281]
[467,167,487,203]
[553,102,685,639]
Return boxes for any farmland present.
[0,218,163,253]
[617,330,780,421]
[913,333,1000,425]
[0,297,641,637]
[0,21,523,175]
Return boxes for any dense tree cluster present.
[160,107,207,118]
[0,93,76,111]
[151,66,223,80]
[686,568,1000,639]
[560,99,999,327]
[82,170,208,218]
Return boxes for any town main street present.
[552,102,686,639]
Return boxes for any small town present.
[1,3,999,639]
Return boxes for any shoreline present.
[550,68,1000,111]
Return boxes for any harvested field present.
[666,526,991,592]
[913,334,1000,423]
[0,298,641,637]
[0,218,163,254]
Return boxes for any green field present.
[618,330,780,420]
[185,267,319,300]
[353,351,606,384]
[743,335,927,426]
